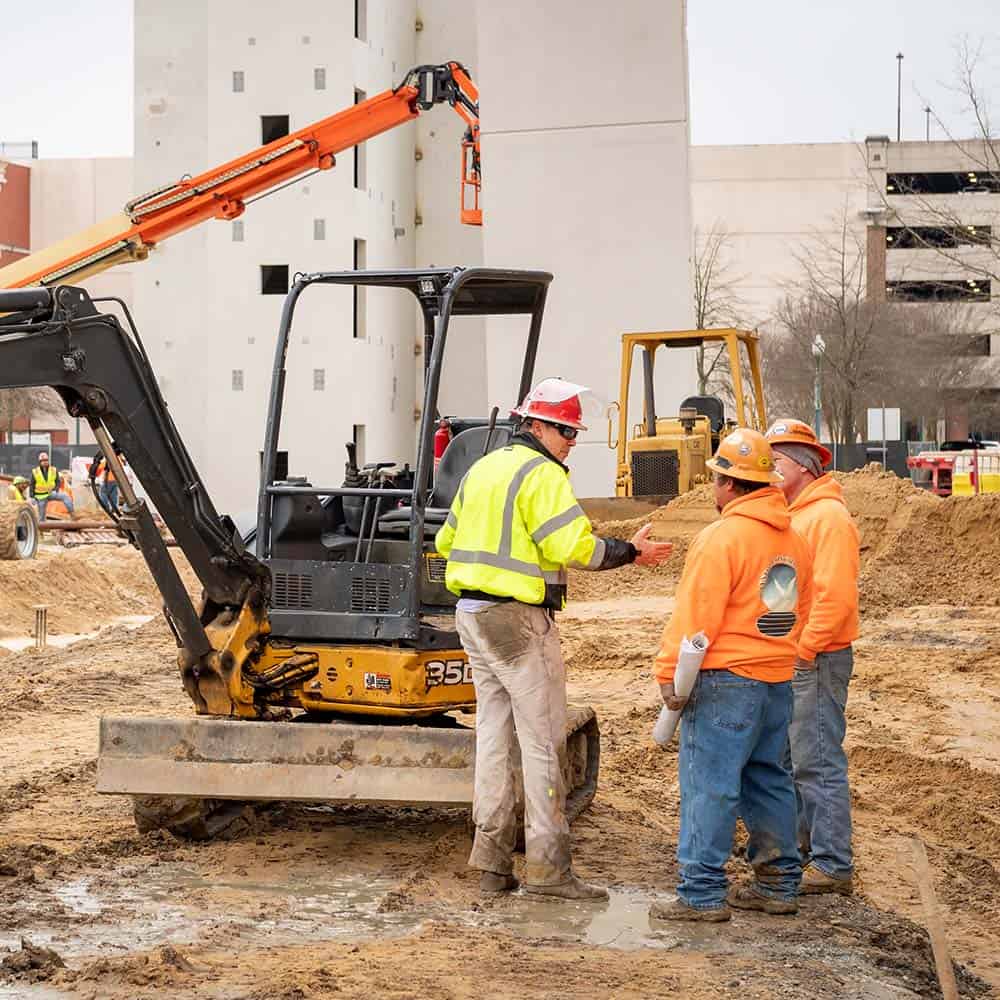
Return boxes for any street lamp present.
[811,333,826,441]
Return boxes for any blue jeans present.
[788,646,854,879]
[677,670,801,910]
[100,481,119,511]
[35,491,74,521]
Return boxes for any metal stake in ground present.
[911,837,959,1000]
[34,605,48,651]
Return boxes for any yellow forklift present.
[588,328,767,519]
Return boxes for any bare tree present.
[0,388,66,441]
[692,222,748,393]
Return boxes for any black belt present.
[458,590,514,603]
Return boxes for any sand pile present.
[577,466,1000,614]
[0,547,196,638]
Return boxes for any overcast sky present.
[1,1,998,158]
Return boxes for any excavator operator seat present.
[679,395,726,435]
[377,425,513,537]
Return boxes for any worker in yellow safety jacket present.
[6,476,29,502]
[436,377,673,900]
[30,451,75,522]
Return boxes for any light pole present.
[896,52,904,141]
[812,333,826,442]
[924,105,931,142]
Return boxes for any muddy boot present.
[800,864,853,896]
[650,898,731,923]
[727,884,798,915]
[523,872,608,901]
[480,871,519,895]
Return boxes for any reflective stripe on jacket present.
[32,466,57,499]
[434,441,603,607]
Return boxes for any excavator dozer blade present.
[578,495,675,523]
[97,706,599,827]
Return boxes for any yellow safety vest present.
[32,466,58,499]
[7,484,26,502]
[435,442,602,607]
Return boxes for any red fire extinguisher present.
[433,418,451,474]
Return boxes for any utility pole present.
[925,105,931,142]
[896,52,904,141]
[812,334,826,442]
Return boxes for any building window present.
[886,225,991,249]
[261,265,289,295]
[261,115,290,145]
[313,368,326,391]
[353,424,366,466]
[354,0,367,42]
[887,279,991,302]
[887,171,1000,195]
[353,239,366,339]
[313,218,326,241]
[232,369,245,391]
[232,220,245,242]
[232,71,245,93]
[314,67,326,90]
[354,89,367,190]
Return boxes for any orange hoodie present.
[654,487,813,685]
[787,473,860,659]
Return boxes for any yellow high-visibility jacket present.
[32,466,58,499]
[435,440,605,608]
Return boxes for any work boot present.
[800,864,853,896]
[523,872,609,901]
[727,884,798,915]
[480,871,519,894]
[649,898,731,923]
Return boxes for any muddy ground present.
[0,473,998,999]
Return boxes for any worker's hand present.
[794,656,817,672]
[659,681,688,712]
[631,523,674,567]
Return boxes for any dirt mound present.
[0,547,196,638]
[579,467,1000,613]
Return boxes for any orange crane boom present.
[0,62,481,291]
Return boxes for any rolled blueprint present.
[652,632,709,746]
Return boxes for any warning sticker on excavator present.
[425,554,448,583]
[364,672,392,692]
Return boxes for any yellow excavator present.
[584,328,767,520]
[0,62,599,838]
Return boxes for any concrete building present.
[691,137,1000,437]
[129,0,696,511]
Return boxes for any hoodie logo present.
[757,558,798,637]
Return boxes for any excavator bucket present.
[97,706,600,836]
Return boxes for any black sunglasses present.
[541,421,579,441]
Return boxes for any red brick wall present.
[0,159,30,268]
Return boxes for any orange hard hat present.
[706,428,783,484]
[764,418,833,466]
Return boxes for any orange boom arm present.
[0,61,481,291]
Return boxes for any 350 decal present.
[424,658,473,690]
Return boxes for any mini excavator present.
[0,64,599,837]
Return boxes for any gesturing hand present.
[631,523,674,567]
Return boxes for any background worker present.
[652,429,812,923]
[7,476,29,503]
[766,419,860,896]
[30,451,75,522]
[92,449,124,512]
[436,377,673,901]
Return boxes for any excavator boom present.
[0,62,481,291]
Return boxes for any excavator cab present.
[598,328,767,518]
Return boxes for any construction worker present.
[436,377,673,900]
[7,476,29,503]
[651,428,812,922]
[766,419,860,896]
[92,450,123,512]
[30,451,74,522]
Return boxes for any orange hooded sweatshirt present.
[787,473,860,660]
[654,487,813,685]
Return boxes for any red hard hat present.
[512,377,589,431]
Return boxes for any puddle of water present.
[0,615,153,653]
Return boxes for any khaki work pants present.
[456,602,571,886]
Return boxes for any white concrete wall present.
[475,0,696,497]
[134,0,418,515]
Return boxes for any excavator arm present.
[0,61,481,291]
[0,285,268,716]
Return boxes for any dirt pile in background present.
[576,466,1000,613]
[0,548,196,637]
